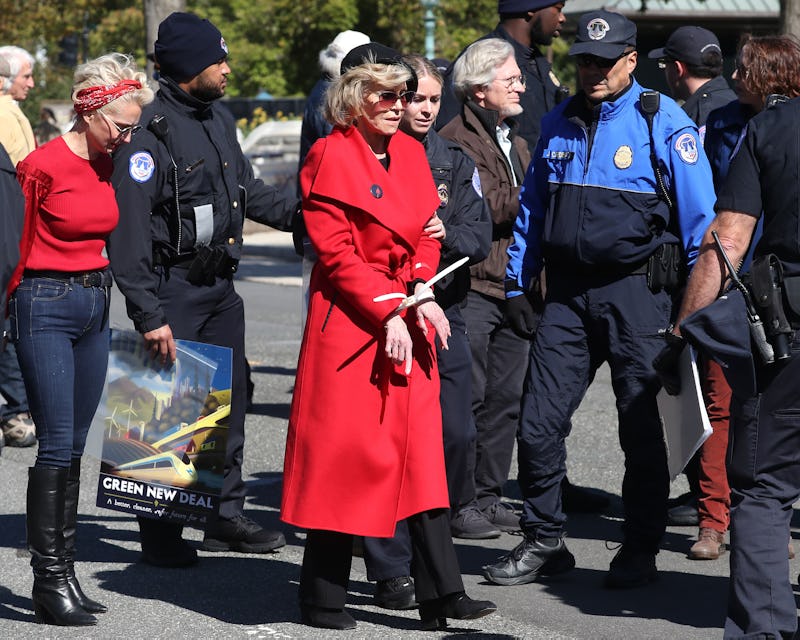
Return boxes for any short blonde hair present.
[71,53,154,112]
[324,61,411,127]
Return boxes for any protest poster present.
[89,330,232,527]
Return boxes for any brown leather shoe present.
[688,528,726,560]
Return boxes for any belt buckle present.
[82,273,100,288]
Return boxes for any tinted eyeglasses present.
[494,74,526,90]
[375,90,415,105]
[657,58,674,70]
[98,109,142,138]
[576,50,633,69]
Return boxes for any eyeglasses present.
[375,90,415,105]
[657,58,674,70]
[98,109,141,139]
[494,74,526,90]
[576,51,633,69]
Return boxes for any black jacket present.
[424,130,491,308]
[0,144,23,322]
[109,77,299,333]
[681,75,736,130]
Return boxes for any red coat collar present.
[307,126,439,250]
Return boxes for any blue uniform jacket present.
[506,78,716,294]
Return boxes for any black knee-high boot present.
[64,459,106,613]
[27,466,96,626]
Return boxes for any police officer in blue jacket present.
[108,12,298,567]
[482,10,716,589]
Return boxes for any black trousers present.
[156,267,248,518]
[463,290,529,510]
[300,509,463,608]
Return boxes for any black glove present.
[652,330,686,395]
[505,293,538,339]
[291,208,306,257]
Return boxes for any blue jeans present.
[10,276,109,468]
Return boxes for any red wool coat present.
[281,126,449,537]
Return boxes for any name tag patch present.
[543,149,574,161]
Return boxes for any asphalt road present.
[1,249,797,639]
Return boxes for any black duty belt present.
[24,269,113,288]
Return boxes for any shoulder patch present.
[129,151,155,183]
[674,133,699,165]
[471,167,483,197]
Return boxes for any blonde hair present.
[71,53,154,113]
[324,61,411,127]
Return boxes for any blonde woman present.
[8,53,153,626]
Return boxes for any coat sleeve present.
[108,137,170,333]
[506,136,548,294]
[439,151,491,266]
[664,124,717,266]
[239,152,300,232]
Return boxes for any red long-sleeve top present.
[8,136,118,294]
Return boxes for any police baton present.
[711,231,774,363]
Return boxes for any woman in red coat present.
[281,43,496,631]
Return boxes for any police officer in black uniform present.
[108,12,298,567]
[664,97,800,640]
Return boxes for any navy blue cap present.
[648,26,722,66]
[569,10,637,58]
[154,12,229,81]
[498,0,561,13]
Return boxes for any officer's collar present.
[158,76,215,116]
[565,77,637,124]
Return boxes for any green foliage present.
[0,0,576,110]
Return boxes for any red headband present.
[74,79,142,114]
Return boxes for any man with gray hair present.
[439,38,533,539]
[0,46,36,165]
[0,44,36,450]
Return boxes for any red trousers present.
[697,358,731,532]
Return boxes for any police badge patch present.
[437,183,449,207]
[614,145,633,169]
[675,133,699,164]
[129,151,155,183]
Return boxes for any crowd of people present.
[3,2,800,638]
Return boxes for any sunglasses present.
[576,51,633,69]
[98,109,142,139]
[375,90,415,105]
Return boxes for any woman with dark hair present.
[8,53,153,626]
[282,44,496,631]
[687,34,800,562]
[705,34,800,191]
